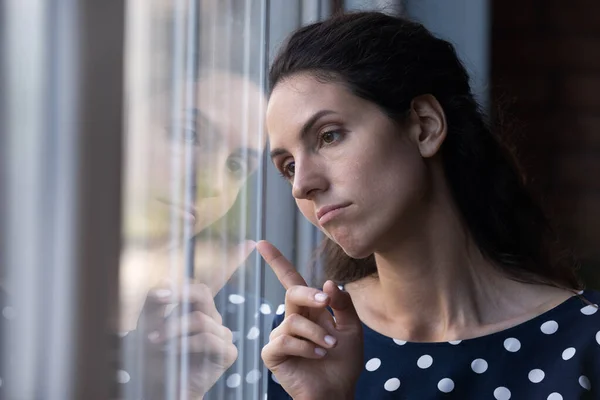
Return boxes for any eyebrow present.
[233,147,260,160]
[176,108,223,145]
[269,109,337,160]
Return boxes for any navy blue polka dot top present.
[269,290,600,399]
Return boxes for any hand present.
[137,240,256,399]
[141,283,236,399]
[120,238,256,332]
[258,240,363,400]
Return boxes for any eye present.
[226,155,247,179]
[165,125,200,146]
[184,127,199,145]
[280,160,295,180]
[319,130,343,146]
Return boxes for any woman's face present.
[123,70,266,244]
[266,73,430,258]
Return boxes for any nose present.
[195,173,223,198]
[196,159,227,199]
[291,157,328,200]
[190,149,227,199]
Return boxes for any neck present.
[345,170,566,342]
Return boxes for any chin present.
[327,231,374,259]
[341,246,373,260]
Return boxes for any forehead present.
[266,74,365,142]
[194,71,267,149]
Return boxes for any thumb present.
[322,280,361,329]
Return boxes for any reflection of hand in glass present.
[137,240,256,400]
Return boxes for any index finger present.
[256,240,307,289]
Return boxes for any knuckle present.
[286,312,301,324]
[191,311,210,328]
[285,285,301,301]
[261,344,271,362]
[224,345,238,366]
[284,288,293,304]
[222,326,233,342]
[201,332,222,349]
[269,327,280,342]
[190,283,212,299]
[276,334,291,348]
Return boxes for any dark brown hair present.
[270,11,582,290]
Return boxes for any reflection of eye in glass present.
[226,155,246,179]
[164,109,219,147]
[227,148,260,180]
[164,125,202,146]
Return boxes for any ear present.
[408,94,447,158]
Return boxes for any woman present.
[258,11,600,399]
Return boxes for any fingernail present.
[148,331,161,343]
[324,335,337,347]
[314,292,328,302]
[153,289,171,299]
[314,347,327,357]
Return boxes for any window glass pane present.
[120,1,315,399]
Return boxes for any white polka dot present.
[580,304,598,315]
[247,326,260,340]
[383,378,401,392]
[275,304,285,315]
[448,340,462,345]
[365,358,382,371]
[392,338,407,345]
[547,393,562,400]
[246,369,261,384]
[232,331,241,343]
[471,358,488,374]
[528,369,545,383]
[494,386,511,400]
[577,290,584,295]
[579,375,591,390]
[438,378,454,393]
[2,306,16,320]
[116,370,130,384]
[503,337,521,352]
[117,331,130,338]
[259,303,272,314]
[562,347,576,360]
[596,331,600,345]
[226,373,241,388]
[228,294,245,304]
[540,320,558,335]
[417,355,433,369]
[271,373,280,384]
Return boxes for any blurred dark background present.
[491,0,600,288]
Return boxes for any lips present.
[156,198,197,224]
[316,203,351,221]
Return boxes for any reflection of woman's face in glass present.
[124,70,266,245]
[119,71,266,331]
